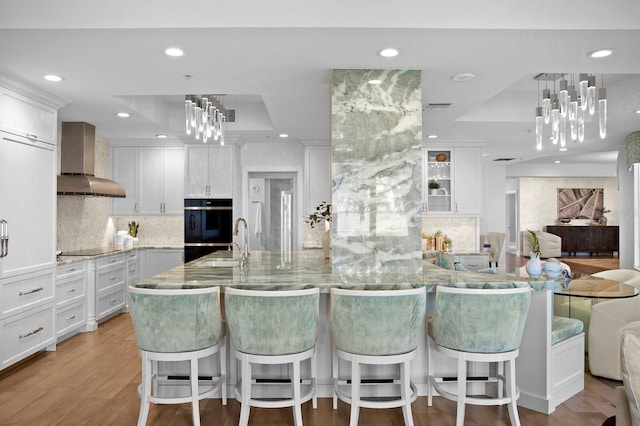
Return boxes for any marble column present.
[331,69,422,274]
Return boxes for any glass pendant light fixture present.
[551,94,560,145]
[587,75,597,115]
[535,106,543,150]
[579,73,589,111]
[558,79,569,118]
[568,82,578,141]
[542,87,551,124]
[184,95,227,144]
[599,83,607,139]
[577,104,585,142]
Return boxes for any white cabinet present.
[0,87,57,146]
[125,249,139,286]
[95,254,126,321]
[423,147,482,216]
[55,261,87,341]
[454,253,489,271]
[184,145,233,198]
[142,248,184,280]
[112,146,184,215]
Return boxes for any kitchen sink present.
[197,258,241,268]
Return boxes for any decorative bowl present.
[436,153,447,162]
[559,218,571,224]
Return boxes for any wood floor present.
[0,255,620,426]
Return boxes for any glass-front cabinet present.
[422,146,482,216]
[424,149,452,213]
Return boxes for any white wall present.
[481,162,507,237]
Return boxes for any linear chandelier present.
[535,73,606,150]
[185,95,226,144]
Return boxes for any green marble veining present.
[134,250,560,292]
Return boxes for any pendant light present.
[587,75,597,115]
[559,79,569,118]
[568,81,578,141]
[599,74,607,139]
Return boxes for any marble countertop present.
[134,249,558,292]
[56,245,183,265]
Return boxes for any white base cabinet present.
[55,261,88,341]
[95,254,127,322]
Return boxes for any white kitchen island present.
[134,250,584,415]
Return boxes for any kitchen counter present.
[135,249,557,291]
[57,245,183,264]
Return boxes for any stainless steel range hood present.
[57,122,126,198]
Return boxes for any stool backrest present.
[330,287,427,356]
[128,286,224,353]
[431,285,531,353]
[225,287,320,356]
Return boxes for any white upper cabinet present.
[184,145,233,198]
[112,146,184,215]
[0,88,57,146]
[423,146,482,216]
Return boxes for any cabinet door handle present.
[109,276,117,281]
[66,288,76,294]
[0,219,8,258]
[134,203,139,213]
[109,299,118,305]
[25,133,38,142]
[189,214,195,230]
[19,326,44,339]
[19,287,44,296]
[67,267,76,273]
[65,315,77,321]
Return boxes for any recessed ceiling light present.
[368,79,382,85]
[164,47,184,57]
[156,134,167,139]
[116,112,130,118]
[559,148,568,152]
[587,48,615,58]
[43,74,63,82]
[278,133,288,138]
[451,73,475,82]
[555,160,561,164]
[379,48,399,58]
[635,109,640,114]
[427,134,438,139]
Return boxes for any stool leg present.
[137,353,152,426]
[332,349,338,410]
[505,359,521,426]
[400,360,414,426]
[220,339,227,405]
[426,335,434,406]
[311,347,318,409]
[456,356,467,426]
[292,360,303,426]
[350,357,360,426]
[239,356,251,426]
[190,357,201,426]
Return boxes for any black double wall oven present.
[184,199,233,263]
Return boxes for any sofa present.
[522,230,562,258]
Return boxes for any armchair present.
[522,231,561,258]
[614,328,640,426]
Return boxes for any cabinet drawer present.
[0,88,57,145]
[126,250,139,261]
[56,274,86,306]
[96,265,125,293]
[97,287,126,320]
[56,261,86,279]
[56,302,86,338]
[96,254,125,269]
[1,270,55,318]
[1,303,55,369]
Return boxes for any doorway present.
[247,172,296,252]
[506,191,518,253]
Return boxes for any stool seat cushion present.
[551,316,583,345]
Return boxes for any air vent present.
[225,109,236,123]
[423,103,452,111]
[493,158,516,162]
[533,73,565,82]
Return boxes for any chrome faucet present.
[233,217,250,268]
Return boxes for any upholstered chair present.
[592,269,640,287]
[427,284,531,426]
[224,287,320,426]
[615,328,640,426]
[486,232,506,267]
[522,231,562,258]
[330,287,426,426]
[128,286,226,426]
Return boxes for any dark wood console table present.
[546,225,619,256]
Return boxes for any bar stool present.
[128,286,226,426]
[427,284,531,426]
[224,287,320,426]
[330,286,427,426]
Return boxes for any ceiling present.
[1,0,639,167]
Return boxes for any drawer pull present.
[19,287,44,296]
[66,315,77,321]
[109,299,118,305]
[67,267,76,273]
[109,259,117,264]
[66,289,76,294]
[19,326,44,339]
[109,277,117,281]
[26,133,38,142]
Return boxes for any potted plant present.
[525,230,542,277]
[443,236,452,252]
[307,202,332,259]
[428,180,440,195]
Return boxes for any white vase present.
[321,229,331,259]
[525,252,542,278]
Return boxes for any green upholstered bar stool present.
[427,285,531,426]
[224,287,320,426]
[128,286,226,426]
[330,287,427,426]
